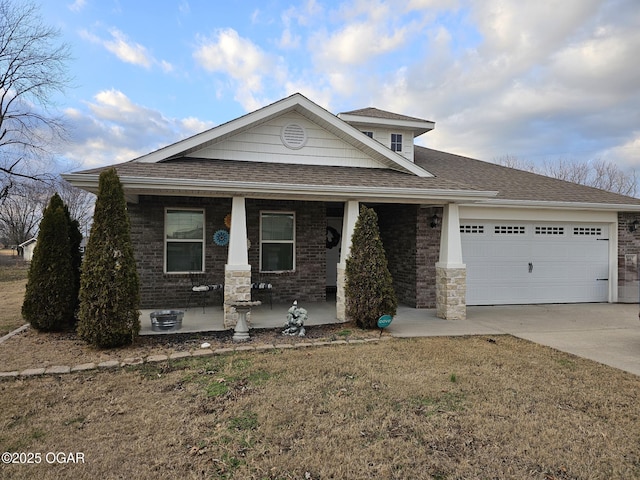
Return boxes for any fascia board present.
[62,173,497,202]
[282,96,434,178]
[133,96,305,164]
[337,112,435,137]
[129,93,434,178]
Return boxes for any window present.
[574,226,602,236]
[494,225,526,234]
[261,212,295,272]
[362,131,373,138]
[535,226,564,235]
[391,133,402,152]
[460,225,485,234]
[165,209,204,273]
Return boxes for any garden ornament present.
[283,300,307,336]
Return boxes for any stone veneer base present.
[436,266,467,320]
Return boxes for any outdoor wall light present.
[629,220,639,233]
[430,214,440,228]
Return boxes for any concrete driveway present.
[388,303,640,376]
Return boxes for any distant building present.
[18,238,37,262]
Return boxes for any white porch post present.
[224,196,252,327]
[336,200,359,321]
[435,203,467,320]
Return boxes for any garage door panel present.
[461,221,609,305]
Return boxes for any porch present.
[139,299,344,335]
[139,301,445,335]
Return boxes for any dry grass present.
[1,338,640,479]
[0,250,29,336]
[1,258,640,479]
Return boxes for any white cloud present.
[68,0,86,12]
[80,27,174,72]
[193,28,285,111]
[355,0,640,171]
[103,28,153,68]
[62,90,213,168]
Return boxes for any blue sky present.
[39,0,640,172]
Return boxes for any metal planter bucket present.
[150,310,184,332]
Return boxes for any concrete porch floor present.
[139,299,346,335]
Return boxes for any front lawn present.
[1,336,639,479]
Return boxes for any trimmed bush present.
[345,205,397,329]
[67,206,83,320]
[22,194,76,331]
[77,168,140,347]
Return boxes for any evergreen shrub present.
[345,205,397,329]
[77,168,140,347]
[22,194,76,331]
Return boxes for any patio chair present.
[251,277,273,309]
[207,282,224,309]
[186,272,214,313]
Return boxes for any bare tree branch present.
[0,0,71,202]
[495,155,638,197]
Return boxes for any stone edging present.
[0,324,29,345]
[0,336,393,379]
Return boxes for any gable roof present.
[63,93,640,211]
[67,158,496,203]
[415,146,640,208]
[18,238,36,248]
[132,93,432,178]
[338,107,434,137]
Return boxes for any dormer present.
[338,108,435,162]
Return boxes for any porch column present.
[336,200,359,321]
[224,196,251,327]
[436,203,467,320]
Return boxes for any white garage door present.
[461,221,609,305]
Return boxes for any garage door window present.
[574,227,602,236]
[461,225,484,234]
[535,226,564,235]
[494,225,525,234]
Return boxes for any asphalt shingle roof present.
[77,147,640,207]
[415,146,640,205]
[81,158,477,192]
[339,107,433,124]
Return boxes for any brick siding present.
[128,196,327,309]
[375,204,441,308]
[618,212,640,303]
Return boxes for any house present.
[18,238,37,262]
[64,93,640,328]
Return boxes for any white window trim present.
[391,133,402,152]
[259,210,296,273]
[164,207,205,274]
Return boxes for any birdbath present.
[228,300,262,342]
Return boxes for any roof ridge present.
[339,107,432,123]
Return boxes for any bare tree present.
[539,158,591,186]
[0,176,94,247]
[591,159,637,197]
[0,0,71,202]
[55,178,95,236]
[0,179,48,246]
[493,155,535,172]
[495,156,638,197]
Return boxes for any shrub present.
[22,194,76,331]
[77,168,140,347]
[66,206,83,320]
[345,205,397,329]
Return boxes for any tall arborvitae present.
[22,194,76,331]
[77,168,140,347]
[67,209,83,320]
[345,205,398,329]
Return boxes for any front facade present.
[65,94,640,327]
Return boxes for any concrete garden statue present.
[283,300,307,336]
